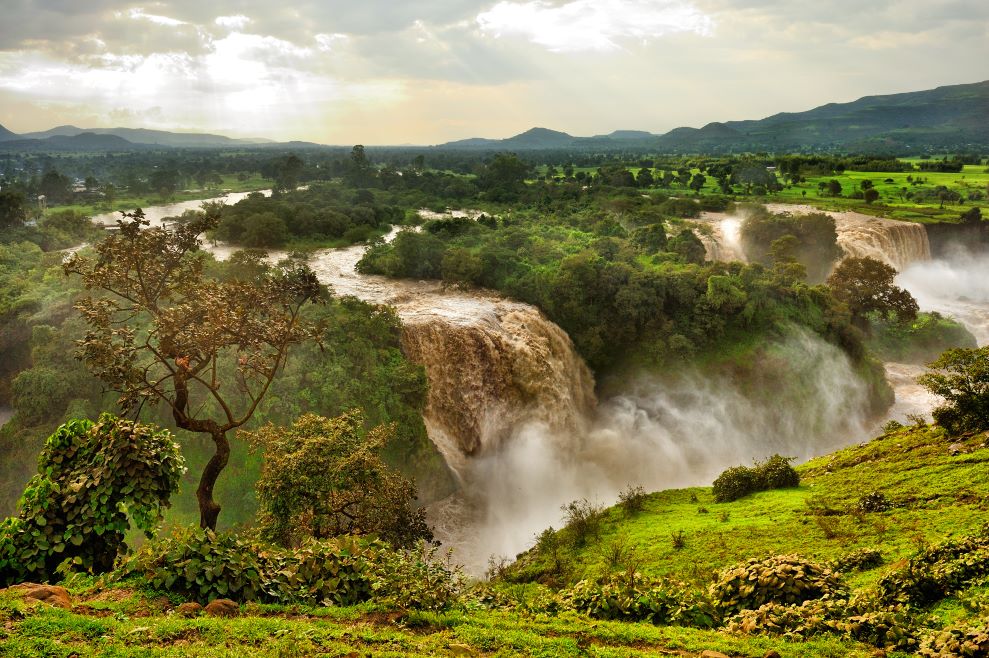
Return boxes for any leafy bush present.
[878,526,989,606]
[617,485,647,515]
[829,548,884,573]
[712,466,759,503]
[123,528,268,602]
[710,554,847,615]
[122,529,464,609]
[755,454,800,489]
[919,346,989,435]
[727,597,921,650]
[560,574,715,627]
[920,624,989,657]
[857,491,892,513]
[561,499,605,547]
[0,414,184,585]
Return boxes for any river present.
[89,189,273,228]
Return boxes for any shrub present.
[710,554,847,615]
[0,414,184,586]
[561,499,605,547]
[618,484,647,515]
[877,526,989,606]
[830,548,884,573]
[560,574,715,627]
[755,454,800,490]
[857,491,892,513]
[712,466,759,503]
[371,542,465,611]
[671,531,686,550]
[712,455,800,503]
[920,624,989,657]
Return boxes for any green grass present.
[0,586,882,657]
[511,423,989,595]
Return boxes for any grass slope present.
[3,423,987,656]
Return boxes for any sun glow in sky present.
[0,0,986,144]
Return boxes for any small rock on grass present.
[8,583,72,609]
[699,651,730,658]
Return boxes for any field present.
[534,162,989,223]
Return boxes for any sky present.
[0,0,987,145]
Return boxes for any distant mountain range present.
[1,79,987,153]
[436,80,989,152]
[0,125,320,151]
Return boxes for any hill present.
[0,123,16,140]
[7,125,273,147]
[0,132,143,152]
[3,421,986,656]
[435,79,989,152]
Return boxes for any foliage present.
[246,411,432,549]
[867,311,976,364]
[371,542,466,611]
[712,455,799,502]
[0,414,184,585]
[709,554,847,615]
[918,346,989,434]
[920,624,989,658]
[617,485,647,515]
[828,548,884,573]
[560,499,605,548]
[740,208,842,282]
[877,525,989,606]
[560,574,716,627]
[857,491,892,513]
[64,208,323,529]
[827,256,919,330]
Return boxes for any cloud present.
[476,0,714,52]
[214,14,252,30]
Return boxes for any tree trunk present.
[197,429,230,530]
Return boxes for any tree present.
[84,176,98,192]
[272,154,305,193]
[476,153,530,201]
[636,168,654,188]
[827,256,918,330]
[0,189,27,228]
[669,229,706,264]
[149,168,180,199]
[247,411,432,549]
[827,179,843,197]
[39,169,72,204]
[864,188,880,204]
[961,207,982,224]
[63,208,324,530]
[918,347,989,434]
[0,414,184,585]
[689,173,707,194]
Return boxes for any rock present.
[948,443,966,456]
[175,602,203,617]
[15,584,72,609]
[700,652,730,658]
[764,652,782,658]
[448,644,473,656]
[204,598,239,617]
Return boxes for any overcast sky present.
[1,0,987,144]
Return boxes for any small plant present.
[858,491,892,513]
[710,554,847,615]
[697,506,710,514]
[882,419,904,433]
[618,484,647,515]
[561,499,605,547]
[719,511,731,523]
[689,492,699,503]
[671,531,686,550]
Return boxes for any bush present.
[857,491,892,513]
[0,414,184,586]
[561,499,605,547]
[123,530,464,609]
[710,554,847,615]
[560,574,715,627]
[617,484,647,515]
[829,548,884,573]
[712,455,800,503]
[755,454,800,489]
[920,624,989,657]
[712,466,760,503]
[878,525,989,606]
